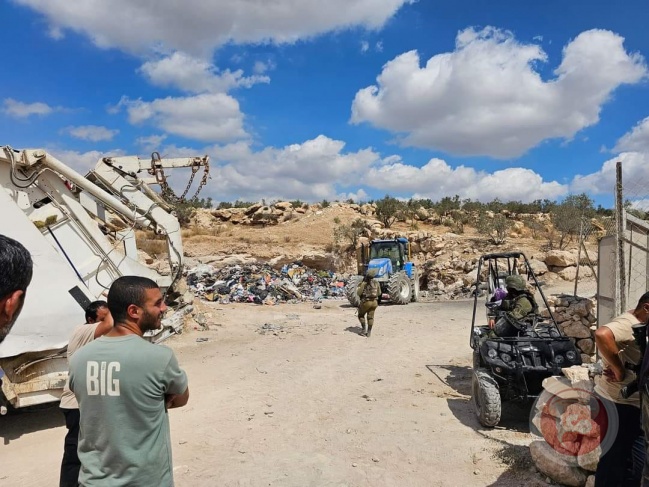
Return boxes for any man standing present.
[357,269,379,337]
[594,292,649,486]
[0,234,33,344]
[59,300,113,487]
[69,276,189,486]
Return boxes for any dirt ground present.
[0,298,555,487]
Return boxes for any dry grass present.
[139,239,167,257]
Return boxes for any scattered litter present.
[313,303,322,309]
[186,262,347,305]
[196,337,209,343]
[258,323,284,335]
[352,463,358,468]
[361,394,377,402]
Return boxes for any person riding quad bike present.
[491,275,539,338]
[500,275,538,321]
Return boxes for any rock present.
[559,267,578,281]
[563,322,592,339]
[577,442,600,472]
[244,203,263,215]
[561,366,590,384]
[274,201,293,211]
[529,440,587,486]
[529,259,549,276]
[585,475,595,487]
[211,209,232,221]
[581,354,594,364]
[300,251,334,271]
[572,300,593,317]
[545,250,578,268]
[576,339,595,355]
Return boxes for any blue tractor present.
[346,237,420,306]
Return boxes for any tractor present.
[346,237,420,306]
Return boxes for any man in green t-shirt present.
[69,276,189,486]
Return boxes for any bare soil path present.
[1,299,551,486]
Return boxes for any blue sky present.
[2,0,649,208]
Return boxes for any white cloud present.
[201,135,381,201]
[361,41,370,53]
[3,98,54,118]
[65,125,118,142]
[146,135,567,203]
[136,135,168,153]
[15,0,411,56]
[571,151,649,195]
[139,52,269,94]
[116,93,248,143]
[351,27,647,158]
[363,158,568,202]
[375,40,383,52]
[253,60,276,74]
[614,117,649,153]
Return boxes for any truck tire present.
[411,268,420,302]
[345,275,363,307]
[388,272,412,305]
[472,369,501,427]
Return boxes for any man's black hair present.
[107,276,159,324]
[85,300,108,323]
[636,292,649,310]
[0,234,33,300]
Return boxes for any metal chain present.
[150,152,210,204]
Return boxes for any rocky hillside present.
[131,201,601,299]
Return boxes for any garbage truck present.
[346,237,420,306]
[0,146,208,411]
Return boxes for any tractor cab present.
[346,237,419,306]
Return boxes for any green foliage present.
[523,217,545,239]
[321,199,331,208]
[290,200,304,209]
[333,216,341,224]
[172,197,213,226]
[551,193,595,249]
[375,195,404,229]
[476,213,513,244]
[216,199,254,210]
[333,218,368,250]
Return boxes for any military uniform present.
[501,294,535,321]
[357,276,379,337]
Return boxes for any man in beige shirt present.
[594,296,649,486]
[59,300,113,487]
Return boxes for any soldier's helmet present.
[366,268,378,278]
[505,274,526,292]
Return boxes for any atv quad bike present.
[469,252,582,427]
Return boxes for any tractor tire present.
[411,268,420,302]
[388,272,412,305]
[472,369,501,427]
[345,275,364,307]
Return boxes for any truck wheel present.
[472,369,501,427]
[388,272,412,305]
[345,275,363,307]
[411,269,420,302]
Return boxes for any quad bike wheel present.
[345,275,364,307]
[472,368,501,427]
[388,272,412,304]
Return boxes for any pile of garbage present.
[186,262,347,305]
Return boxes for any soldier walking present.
[357,269,379,337]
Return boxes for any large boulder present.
[562,321,593,339]
[528,259,549,276]
[530,440,587,486]
[545,250,578,268]
[300,251,335,271]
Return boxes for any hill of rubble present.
[140,201,602,300]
